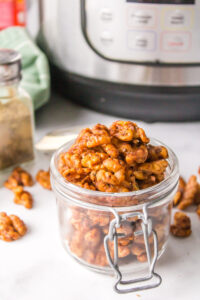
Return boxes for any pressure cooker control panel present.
[83,0,199,63]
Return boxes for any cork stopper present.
[0,49,22,85]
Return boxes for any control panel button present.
[162,32,191,51]
[163,8,194,29]
[128,31,156,51]
[128,8,156,28]
[100,31,113,45]
[100,8,113,21]
[170,11,185,25]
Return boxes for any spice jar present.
[50,139,179,294]
[0,49,34,171]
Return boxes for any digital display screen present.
[127,0,195,4]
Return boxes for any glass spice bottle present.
[0,49,34,171]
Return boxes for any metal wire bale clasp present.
[104,204,162,294]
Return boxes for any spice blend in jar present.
[0,49,34,171]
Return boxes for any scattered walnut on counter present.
[13,186,33,209]
[4,167,33,190]
[172,168,200,227]
[0,212,27,242]
[173,211,191,229]
[36,170,51,190]
[173,170,200,212]
[196,205,200,218]
[173,177,186,206]
[170,212,191,238]
[177,175,199,210]
[194,184,200,205]
[3,167,34,209]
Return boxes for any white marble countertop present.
[0,94,200,300]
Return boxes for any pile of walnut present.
[170,168,200,238]
[58,121,171,266]
[58,121,169,192]
[68,205,170,266]
[0,167,51,242]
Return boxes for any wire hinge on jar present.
[104,204,162,294]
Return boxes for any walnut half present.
[13,186,33,209]
[170,212,191,238]
[36,170,51,190]
[0,212,27,242]
[4,167,33,190]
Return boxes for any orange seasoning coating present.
[170,212,191,238]
[58,121,168,193]
[173,177,186,206]
[57,121,170,267]
[36,170,51,190]
[177,175,198,210]
[196,204,200,217]
[0,212,27,242]
[4,167,33,190]
[13,186,33,209]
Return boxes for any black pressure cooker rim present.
[51,65,200,122]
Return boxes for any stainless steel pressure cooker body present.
[39,0,200,121]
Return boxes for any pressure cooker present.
[39,0,200,121]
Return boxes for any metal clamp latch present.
[104,204,162,294]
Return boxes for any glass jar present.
[0,49,34,171]
[50,138,179,293]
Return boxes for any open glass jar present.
[50,138,179,293]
